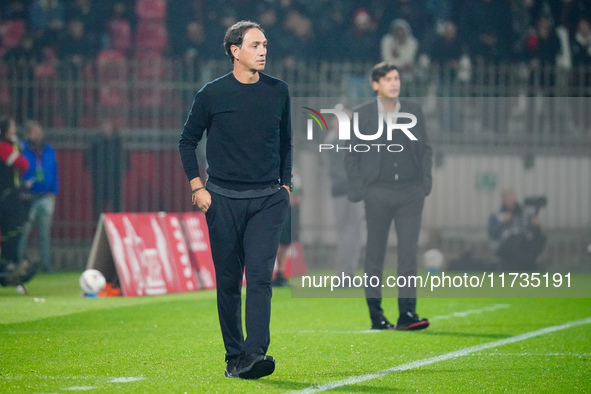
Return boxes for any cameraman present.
[488,189,547,271]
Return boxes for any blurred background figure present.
[84,119,127,220]
[381,19,418,79]
[487,189,547,271]
[19,120,58,273]
[322,105,362,280]
[0,117,30,286]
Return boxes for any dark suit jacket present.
[344,99,433,202]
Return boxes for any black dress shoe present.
[396,311,430,331]
[370,318,396,330]
[238,354,275,379]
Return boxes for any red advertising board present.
[87,213,202,297]
[179,212,216,290]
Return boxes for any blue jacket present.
[22,141,59,195]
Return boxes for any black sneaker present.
[224,356,241,378]
[396,311,430,331]
[238,354,275,380]
[371,318,396,330]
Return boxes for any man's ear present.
[231,45,240,61]
[371,81,379,92]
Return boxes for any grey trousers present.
[363,182,425,323]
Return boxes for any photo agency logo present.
[303,105,418,153]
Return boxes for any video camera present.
[524,196,547,215]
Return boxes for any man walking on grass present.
[179,21,292,379]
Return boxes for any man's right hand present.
[192,189,211,212]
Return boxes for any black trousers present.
[363,182,425,323]
[205,188,289,360]
[0,190,27,263]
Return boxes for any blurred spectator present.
[173,20,214,85]
[36,17,64,54]
[281,10,316,66]
[382,0,432,41]
[456,0,513,64]
[0,118,29,269]
[58,19,96,69]
[28,0,65,34]
[3,35,41,123]
[311,0,349,60]
[525,15,561,91]
[19,120,58,273]
[344,8,380,97]
[1,1,28,21]
[430,21,465,75]
[85,119,127,219]
[105,1,132,55]
[526,15,561,67]
[66,0,103,44]
[488,189,546,271]
[58,19,96,126]
[509,0,536,61]
[380,19,418,78]
[571,18,591,66]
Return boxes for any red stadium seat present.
[0,20,26,49]
[108,19,132,54]
[97,49,127,81]
[136,0,166,21]
[100,86,128,107]
[134,51,165,80]
[135,20,168,52]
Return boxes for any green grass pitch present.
[1,273,590,393]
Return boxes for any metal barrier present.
[1,60,589,271]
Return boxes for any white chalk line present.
[288,304,511,334]
[287,316,591,394]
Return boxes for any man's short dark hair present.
[370,62,399,83]
[223,20,264,63]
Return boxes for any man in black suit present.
[345,62,432,330]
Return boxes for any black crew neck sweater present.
[179,72,292,193]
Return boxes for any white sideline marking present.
[109,377,145,383]
[63,387,97,391]
[288,317,591,394]
[430,303,510,320]
[291,304,511,334]
[471,352,591,357]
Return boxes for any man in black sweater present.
[345,63,432,331]
[178,21,292,380]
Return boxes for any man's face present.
[233,28,267,72]
[28,125,43,142]
[372,69,401,98]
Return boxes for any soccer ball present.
[423,248,445,273]
[79,269,106,295]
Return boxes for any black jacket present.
[344,99,433,202]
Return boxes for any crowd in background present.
[1,0,590,74]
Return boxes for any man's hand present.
[192,189,211,212]
[189,177,210,212]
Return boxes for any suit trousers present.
[363,182,425,323]
[205,187,289,360]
